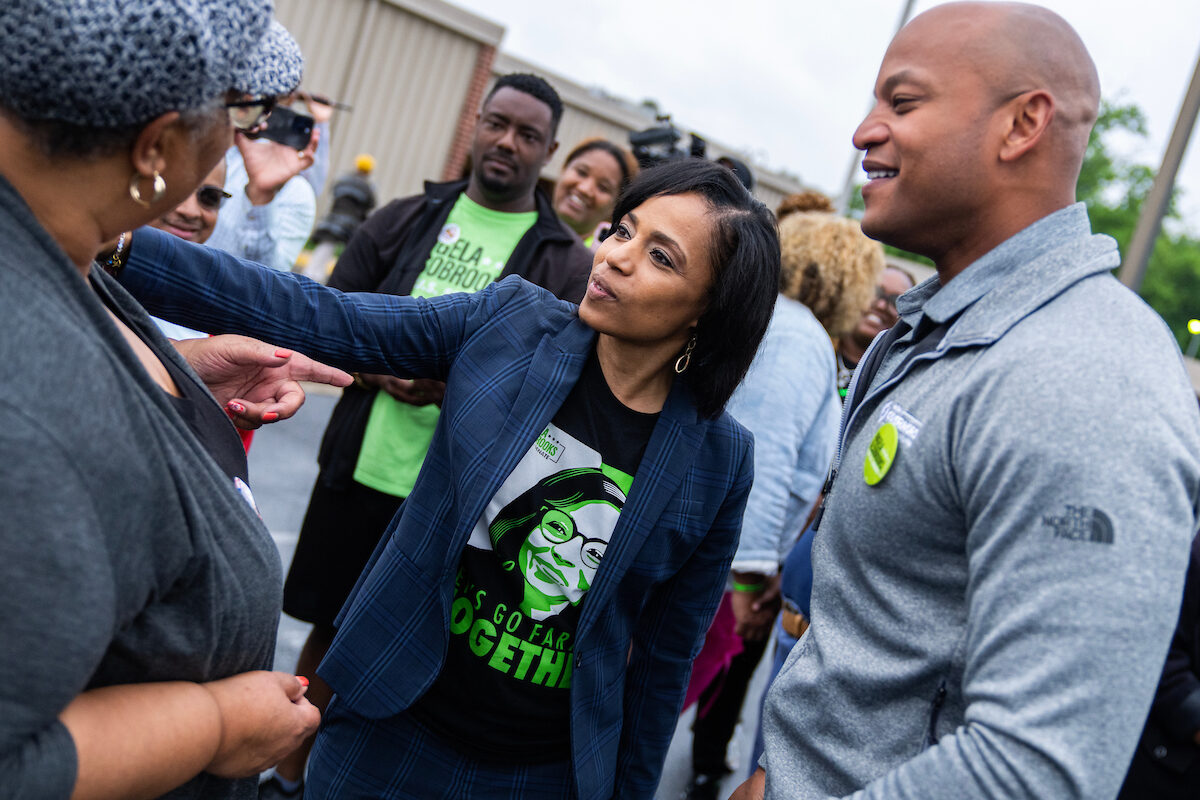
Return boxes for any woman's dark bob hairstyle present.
[606,159,780,419]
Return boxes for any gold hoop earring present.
[129,170,167,208]
[674,333,697,374]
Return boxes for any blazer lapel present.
[577,381,706,642]
[453,318,595,547]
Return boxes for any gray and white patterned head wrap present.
[0,0,298,128]
[231,19,304,97]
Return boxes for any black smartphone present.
[249,106,314,149]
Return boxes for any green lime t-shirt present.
[353,195,537,497]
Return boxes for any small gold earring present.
[674,333,697,374]
[129,170,167,207]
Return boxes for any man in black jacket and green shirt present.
[259,72,592,800]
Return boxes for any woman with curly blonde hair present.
[776,191,885,339]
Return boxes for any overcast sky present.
[452,0,1200,229]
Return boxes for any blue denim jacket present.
[726,295,839,573]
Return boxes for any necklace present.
[836,350,855,396]
[99,231,130,277]
[835,352,854,388]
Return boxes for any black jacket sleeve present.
[1152,532,1200,742]
[328,197,420,293]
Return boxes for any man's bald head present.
[905,2,1100,170]
[852,1,1101,276]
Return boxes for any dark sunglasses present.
[875,286,903,307]
[195,184,232,211]
[224,97,276,131]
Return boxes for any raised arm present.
[225,134,318,272]
[122,226,493,378]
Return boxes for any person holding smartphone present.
[297,90,340,195]
[206,99,319,272]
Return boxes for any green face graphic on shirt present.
[520,502,611,601]
[490,468,625,618]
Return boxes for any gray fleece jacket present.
[760,203,1200,799]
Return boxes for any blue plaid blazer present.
[124,228,755,800]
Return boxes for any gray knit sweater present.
[0,176,281,799]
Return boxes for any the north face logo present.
[1042,505,1114,545]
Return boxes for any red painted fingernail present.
[262,411,279,422]
[226,401,245,414]
[296,675,309,687]
[275,349,292,358]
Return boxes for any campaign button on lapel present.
[863,423,899,486]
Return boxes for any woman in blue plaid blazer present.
[120,160,781,799]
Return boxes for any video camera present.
[629,115,707,169]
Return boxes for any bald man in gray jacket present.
[733,3,1200,799]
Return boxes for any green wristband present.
[732,580,766,593]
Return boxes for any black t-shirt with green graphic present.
[408,352,659,761]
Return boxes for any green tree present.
[1078,100,1200,348]
[1076,100,1153,226]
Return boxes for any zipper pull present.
[821,467,838,495]
[811,468,838,531]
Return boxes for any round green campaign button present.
[863,423,899,486]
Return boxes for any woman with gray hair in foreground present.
[0,3,348,798]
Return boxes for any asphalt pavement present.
[248,385,770,800]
